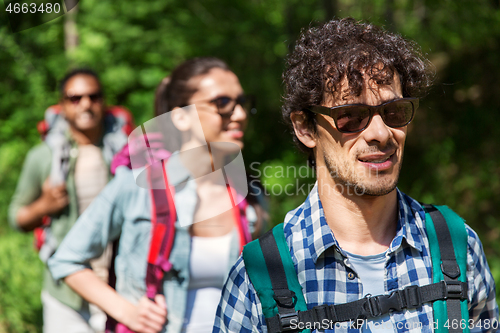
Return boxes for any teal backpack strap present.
[423,204,469,333]
[243,223,307,332]
[244,209,469,333]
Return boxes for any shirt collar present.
[285,183,427,264]
[389,189,426,254]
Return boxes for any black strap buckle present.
[364,294,382,317]
[364,290,405,318]
[441,260,461,279]
[278,312,299,332]
[443,281,467,300]
[312,304,337,323]
[273,290,296,308]
[403,285,422,308]
[378,290,404,314]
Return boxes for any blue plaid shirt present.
[214,185,499,333]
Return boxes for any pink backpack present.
[107,139,251,332]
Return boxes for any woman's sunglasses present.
[208,95,254,119]
[65,92,103,105]
[308,97,419,134]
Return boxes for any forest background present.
[1,0,500,331]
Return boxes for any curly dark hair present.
[282,17,434,165]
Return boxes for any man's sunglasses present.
[65,92,103,105]
[308,97,419,134]
[201,95,254,119]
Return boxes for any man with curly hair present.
[213,18,498,333]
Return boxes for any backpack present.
[106,140,253,333]
[106,158,177,333]
[34,104,134,260]
[243,204,469,333]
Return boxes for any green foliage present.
[0,231,43,333]
[1,0,500,330]
[253,151,316,225]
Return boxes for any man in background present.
[9,69,130,333]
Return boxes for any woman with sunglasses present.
[49,57,267,333]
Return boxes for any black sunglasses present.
[308,97,419,134]
[65,92,103,105]
[205,95,254,119]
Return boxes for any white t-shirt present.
[345,250,395,332]
[182,232,233,333]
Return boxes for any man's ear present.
[170,107,191,132]
[290,111,316,148]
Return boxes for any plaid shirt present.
[214,185,499,333]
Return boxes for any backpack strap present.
[105,105,134,136]
[145,159,177,299]
[244,206,469,333]
[228,186,252,253]
[105,156,176,332]
[423,204,469,333]
[243,223,307,332]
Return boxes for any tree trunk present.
[322,0,338,21]
[385,0,395,31]
[64,2,79,56]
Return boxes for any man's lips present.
[357,152,396,170]
[77,110,95,121]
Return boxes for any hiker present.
[48,57,267,333]
[9,69,131,332]
[214,18,499,333]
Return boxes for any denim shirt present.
[48,153,250,333]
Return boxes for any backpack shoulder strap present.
[243,223,307,332]
[105,105,134,136]
[105,161,176,332]
[146,160,177,299]
[37,105,62,139]
[422,204,469,333]
[244,208,470,333]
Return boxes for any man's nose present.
[79,95,92,108]
[361,113,392,145]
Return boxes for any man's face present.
[313,75,406,196]
[61,74,104,132]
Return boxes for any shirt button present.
[347,272,356,280]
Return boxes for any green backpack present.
[243,204,469,333]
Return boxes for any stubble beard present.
[323,148,403,196]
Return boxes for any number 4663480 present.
[6,2,61,14]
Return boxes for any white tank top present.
[182,232,233,333]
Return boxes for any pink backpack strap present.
[227,186,252,253]
[110,144,132,175]
[106,134,174,332]
[146,159,177,299]
[109,160,176,332]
